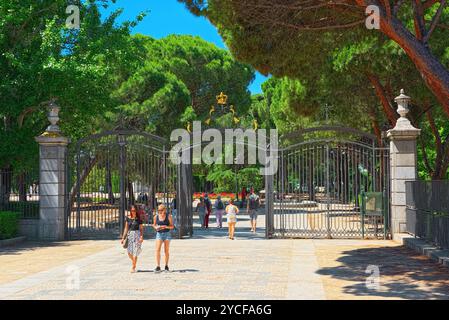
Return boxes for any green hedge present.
[0,211,19,240]
[0,201,39,219]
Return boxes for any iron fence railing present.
[406,180,449,250]
[0,167,40,219]
[270,126,390,239]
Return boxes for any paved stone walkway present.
[0,240,112,285]
[1,212,448,300]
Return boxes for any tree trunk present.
[0,166,12,207]
[433,142,449,180]
[69,155,99,212]
[18,172,27,202]
[366,73,399,125]
[361,2,449,115]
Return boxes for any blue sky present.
[102,0,268,94]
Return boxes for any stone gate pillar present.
[35,100,70,241]
[387,90,420,238]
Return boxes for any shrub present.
[0,201,39,219]
[0,211,19,240]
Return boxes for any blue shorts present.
[156,232,171,241]
[248,209,258,221]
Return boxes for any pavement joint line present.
[286,240,326,300]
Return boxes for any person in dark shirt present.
[121,205,144,273]
[204,193,212,229]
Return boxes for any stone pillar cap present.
[35,133,70,145]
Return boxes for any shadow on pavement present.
[315,245,449,299]
[0,241,73,256]
[137,269,199,273]
[191,227,265,240]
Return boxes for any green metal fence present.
[406,181,449,250]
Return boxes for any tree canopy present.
[179,0,449,179]
[112,34,255,136]
[0,0,145,171]
[179,0,449,114]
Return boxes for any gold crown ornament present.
[216,92,228,105]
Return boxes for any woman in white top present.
[225,199,239,240]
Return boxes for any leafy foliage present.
[113,34,255,136]
[0,211,19,239]
[0,0,143,171]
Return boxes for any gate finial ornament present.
[41,99,62,137]
[394,89,410,119]
[216,92,228,105]
[388,89,420,138]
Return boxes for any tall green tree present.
[179,0,449,179]
[113,34,255,136]
[179,0,449,117]
[0,0,145,203]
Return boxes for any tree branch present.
[419,136,434,176]
[411,0,426,41]
[423,0,446,43]
[393,0,406,15]
[437,23,449,29]
[17,100,50,128]
[384,0,392,18]
[439,142,449,179]
[425,109,442,149]
[251,15,365,31]
[367,105,382,143]
[423,0,439,10]
[366,73,399,125]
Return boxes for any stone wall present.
[18,219,39,240]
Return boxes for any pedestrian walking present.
[225,199,239,240]
[137,192,143,203]
[241,187,247,208]
[247,189,260,233]
[204,193,212,228]
[214,195,225,228]
[153,204,174,272]
[120,205,144,273]
[196,197,206,229]
[142,193,149,205]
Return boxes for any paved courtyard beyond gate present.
[1,234,448,299]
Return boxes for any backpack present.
[249,195,258,209]
[205,198,211,209]
[217,200,224,210]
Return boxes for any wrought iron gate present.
[66,130,192,240]
[266,126,390,239]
